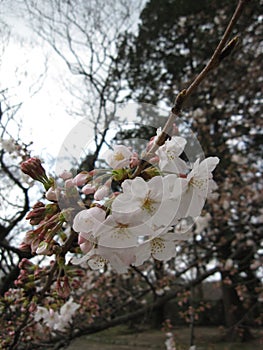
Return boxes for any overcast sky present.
[1,1,89,167]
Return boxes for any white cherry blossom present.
[104,145,132,169]
[72,207,106,239]
[72,245,136,273]
[94,214,155,248]
[176,157,219,217]
[156,136,188,174]
[59,297,80,325]
[34,306,49,322]
[112,175,180,228]
[97,245,137,273]
[135,231,177,266]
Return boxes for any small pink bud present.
[46,187,58,201]
[148,155,159,164]
[26,205,46,225]
[82,183,96,195]
[65,179,74,188]
[29,302,37,313]
[72,172,90,186]
[18,258,33,270]
[94,185,110,201]
[20,157,48,181]
[129,152,140,168]
[78,235,93,254]
[33,201,45,209]
[56,276,71,298]
[19,242,31,252]
[59,170,73,180]
[23,230,36,244]
[36,241,49,255]
[172,123,179,135]
[146,136,155,152]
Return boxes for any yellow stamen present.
[114,152,125,161]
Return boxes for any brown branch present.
[132,265,158,298]
[132,0,250,178]
[40,266,219,349]
[38,229,77,299]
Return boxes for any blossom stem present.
[132,0,249,178]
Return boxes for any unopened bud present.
[36,241,49,255]
[46,187,58,201]
[21,157,53,190]
[72,171,91,186]
[82,183,96,195]
[59,170,73,180]
[94,185,110,201]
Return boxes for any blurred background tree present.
[0,17,47,296]
[115,0,262,340]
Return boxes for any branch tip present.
[219,35,240,62]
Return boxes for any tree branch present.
[132,0,250,177]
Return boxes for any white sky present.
[1,3,86,167]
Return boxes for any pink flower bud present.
[146,136,155,152]
[33,201,45,209]
[26,204,46,225]
[18,258,33,270]
[72,172,90,186]
[23,230,37,244]
[56,276,71,298]
[20,157,48,181]
[65,179,74,188]
[172,123,179,135]
[129,152,140,168]
[94,185,110,201]
[46,187,58,201]
[148,155,159,164]
[19,242,31,252]
[36,241,49,255]
[78,235,93,254]
[31,237,41,253]
[59,170,73,180]
[82,183,96,195]
[29,302,37,313]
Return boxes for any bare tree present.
[24,0,144,169]
[0,18,47,295]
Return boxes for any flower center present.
[189,177,207,190]
[114,152,125,161]
[167,150,176,160]
[151,238,165,254]
[141,192,157,214]
[114,223,130,239]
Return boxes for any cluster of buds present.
[26,201,59,225]
[15,259,38,290]
[20,211,67,255]
[20,157,54,190]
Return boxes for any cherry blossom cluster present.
[20,132,219,274]
[34,297,80,332]
[71,134,219,273]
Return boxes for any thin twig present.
[132,0,250,178]
[132,265,157,298]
